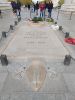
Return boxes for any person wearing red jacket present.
[39,2,45,18]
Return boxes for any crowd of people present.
[33,0,53,18]
[11,0,21,16]
[11,0,53,18]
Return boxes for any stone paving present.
[52,8,75,58]
[0,7,75,100]
[2,21,68,58]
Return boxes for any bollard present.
[59,26,62,31]
[10,25,14,30]
[64,55,71,65]
[18,17,21,22]
[2,31,7,38]
[0,54,8,66]
[65,32,69,38]
[54,22,57,24]
[14,21,18,26]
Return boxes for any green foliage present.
[8,0,32,5]
[32,17,43,23]
[32,17,38,23]
[46,18,54,22]
[37,17,43,21]
[58,0,64,6]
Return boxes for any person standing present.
[39,2,45,18]
[11,1,17,15]
[48,0,53,18]
[28,4,30,10]
[33,3,36,12]
[16,0,21,16]
[35,1,39,15]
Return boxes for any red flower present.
[65,38,75,45]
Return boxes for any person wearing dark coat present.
[16,1,21,16]
[48,1,53,18]
[11,1,17,14]
[28,4,30,10]
[35,1,39,15]
[35,1,39,10]
[17,1,21,16]
[33,4,36,12]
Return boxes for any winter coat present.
[39,3,45,11]
[11,1,17,9]
[17,2,21,10]
[48,3,53,10]
[35,3,39,10]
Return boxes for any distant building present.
[0,0,11,10]
[65,0,75,3]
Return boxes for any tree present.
[20,0,32,4]
[8,0,32,4]
[58,0,64,6]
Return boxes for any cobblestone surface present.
[0,7,75,100]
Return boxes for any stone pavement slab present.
[2,21,69,60]
[52,9,75,59]
[0,8,75,100]
[63,74,75,93]
[0,72,8,94]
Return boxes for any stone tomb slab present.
[3,21,69,59]
[63,74,75,92]
[0,72,8,94]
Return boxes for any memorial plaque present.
[3,22,69,59]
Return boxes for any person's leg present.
[48,10,50,18]
[43,10,45,19]
[19,11,20,16]
[19,9,21,16]
[48,9,51,18]
[34,7,35,12]
[40,11,42,17]
[0,10,2,18]
[49,11,51,17]
[36,10,38,15]
[50,9,52,18]
[42,11,43,18]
